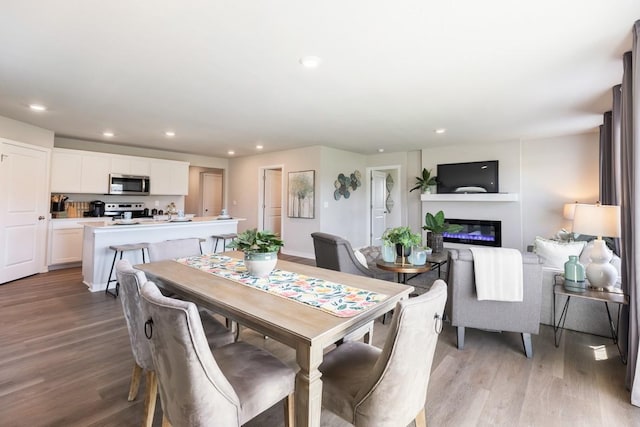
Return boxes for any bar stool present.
[211,233,237,252]
[105,243,149,298]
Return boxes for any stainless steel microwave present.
[109,174,150,195]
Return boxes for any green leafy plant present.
[381,226,422,248]
[422,210,464,234]
[409,168,437,193]
[228,228,284,253]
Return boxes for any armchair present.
[446,248,543,358]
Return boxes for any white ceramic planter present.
[244,252,278,277]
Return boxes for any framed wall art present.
[288,170,315,218]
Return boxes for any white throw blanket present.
[469,247,523,302]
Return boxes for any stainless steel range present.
[104,202,150,219]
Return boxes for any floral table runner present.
[175,254,388,317]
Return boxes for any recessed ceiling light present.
[103,131,114,137]
[434,128,446,134]
[299,56,322,68]
[378,148,385,153]
[228,150,235,155]
[256,145,263,150]
[165,131,175,137]
[29,104,46,112]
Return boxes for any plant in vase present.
[381,226,422,262]
[228,228,284,277]
[409,168,437,194]
[422,210,463,253]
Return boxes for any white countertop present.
[83,216,244,229]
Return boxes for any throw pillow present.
[533,236,586,270]
[353,249,369,269]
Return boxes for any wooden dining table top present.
[136,251,414,349]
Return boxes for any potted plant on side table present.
[422,210,463,253]
[228,228,284,277]
[381,226,422,263]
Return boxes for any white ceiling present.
[0,1,638,158]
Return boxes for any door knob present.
[38,216,45,220]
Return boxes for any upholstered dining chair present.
[146,237,203,261]
[318,279,447,427]
[446,248,543,358]
[140,281,296,427]
[115,260,235,427]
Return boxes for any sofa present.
[532,236,622,337]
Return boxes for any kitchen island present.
[81,217,244,292]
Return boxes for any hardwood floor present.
[0,261,638,426]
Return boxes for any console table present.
[553,277,628,363]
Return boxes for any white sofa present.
[533,237,622,337]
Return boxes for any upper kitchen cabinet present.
[51,149,82,192]
[80,153,110,193]
[149,159,189,195]
[110,155,150,176]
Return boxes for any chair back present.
[140,281,241,426]
[311,232,373,277]
[354,280,447,426]
[147,238,202,261]
[115,259,154,371]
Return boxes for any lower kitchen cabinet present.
[48,218,97,267]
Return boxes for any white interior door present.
[0,140,49,284]
[201,172,223,217]
[371,170,387,246]
[263,169,282,235]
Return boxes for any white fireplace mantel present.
[420,193,519,202]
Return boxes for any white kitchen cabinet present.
[110,155,150,176]
[149,159,189,195]
[51,149,82,192]
[48,219,97,266]
[81,154,111,193]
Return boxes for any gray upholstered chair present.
[311,232,393,343]
[115,260,234,427]
[318,280,447,427]
[140,281,295,427]
[146,237,203,261]
[446,248,543,358]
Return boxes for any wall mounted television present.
[436,160,499,194]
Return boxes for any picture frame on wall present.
[288,170,315,219]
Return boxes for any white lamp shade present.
[572,204,621,238]
[563,203,577,220]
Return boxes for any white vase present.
[244,252,278,277]
[381,244,396,262]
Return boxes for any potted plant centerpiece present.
[228,228,284,277]
[422,210,463,253]
[381,226,422,263]
[409,168,437,194]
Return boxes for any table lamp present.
[571,203,621,290]
[562,201,583,241]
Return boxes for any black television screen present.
[436,160,499,194]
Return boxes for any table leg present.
[604,302,627,364]
[295,342,323,427]
[553,295,571,347]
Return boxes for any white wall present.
[521,132,599,245]
[0,115,54,148]
[319,147,368,248]
[419,132,599,250]
[227,146,322,258]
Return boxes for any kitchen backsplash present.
[51,194,185,218]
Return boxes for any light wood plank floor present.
[1,261,638,426]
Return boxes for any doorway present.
[259,167,283,236]
[201,172,223,217]
[0,139,49,284]
[368,166,401,246]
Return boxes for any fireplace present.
[443,219,502,247]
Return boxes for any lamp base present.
[585,239,617,289]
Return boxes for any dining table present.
[136,251,414,427]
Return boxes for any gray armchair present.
[446,248,543,358]
[318,280,447,426]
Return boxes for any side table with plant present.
[422,210,463,253]
[381,226,422,262]
[228,228,284,277]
